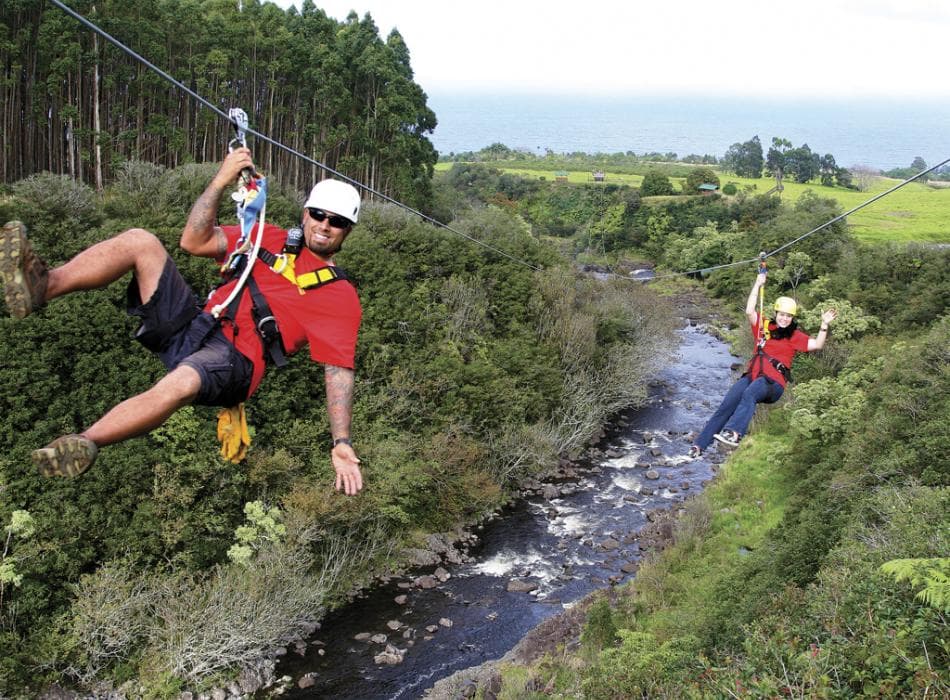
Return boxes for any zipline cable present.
[48,0,543,272]
[645,156,950,282]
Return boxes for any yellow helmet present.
[774,296,798,316]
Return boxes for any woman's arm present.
[807,308,838,351]
[746,271,767,325]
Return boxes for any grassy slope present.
[435,162,950,244]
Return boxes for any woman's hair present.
[769,318,798,339]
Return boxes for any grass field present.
[435,162,950,244]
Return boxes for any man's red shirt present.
[204,223,361,397]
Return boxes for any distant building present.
[592,171,605,182]
[555,170,569,182]
[698,183,719,195]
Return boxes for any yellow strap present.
[296,266,339,288]
[216,403,252,463]
[268,254,339,291]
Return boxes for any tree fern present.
[880,558,950,613]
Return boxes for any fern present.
[880,558,950,613]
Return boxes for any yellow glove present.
[216,403,251,463]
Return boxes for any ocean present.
[426,93,950,172]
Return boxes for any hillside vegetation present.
[434,161,950,245]
[0,167,675,695]
[430,164,949,698]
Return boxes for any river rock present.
[645,469,660,480]
[598,537,620,551]
[621,561,639,574]
[405,547,440,567]
[374,644,405,665]
[211,689,226,700]
[370,633,388,644]
[426,624,439,633]
[541,484,559,500]
[297,673,318,689]
[415,575,439,589]
[354,632,371,642]
[439,617,454,627]
[434,566,451,582]
[394,594,408,604]
[507,578,539,593]
[386,620,402,631]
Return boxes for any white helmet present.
[304,179,361,223]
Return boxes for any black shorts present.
[127,257,252,407]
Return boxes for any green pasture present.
[715,173,950,244]
[435,162,950,244]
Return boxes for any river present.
[273,318,736,699]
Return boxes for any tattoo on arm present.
[325,365,355,438]
[185,190,221,238]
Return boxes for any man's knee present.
[155,365,202,405]
[120,228,166,257]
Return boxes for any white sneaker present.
[714,430,740,447]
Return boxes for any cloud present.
[273,1,950,98]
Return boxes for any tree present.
[819,154,837,186]
[784,143,819,183]
[835,167,854,189]
[685,167,720,192]
[721,136,763,178]
[765,137,792,179]
[640,171,674,197]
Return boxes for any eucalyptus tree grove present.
[0,0,437,205]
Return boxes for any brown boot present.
[33,434,99,478]
[0,221,49,319]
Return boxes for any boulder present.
[297,673,318,689]
[507,578,539,593]
[374,644,405,665]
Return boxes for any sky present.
[273,0,950,99]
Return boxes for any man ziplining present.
[689,267,837,457]
[0,147,364,495]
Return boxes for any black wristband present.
[332,437,352,449]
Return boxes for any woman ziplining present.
[689,264,837,457]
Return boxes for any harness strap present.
[254,246,351,290]
[748,346,792,383]
[246,276,287,368]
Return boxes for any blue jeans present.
[695,375,784,450]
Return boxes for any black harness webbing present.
[749,347,792,384]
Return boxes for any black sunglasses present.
[307,208,352,229]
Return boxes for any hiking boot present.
[0,221,49,319]
[33,434,99,478]
[688,445,702,459]
[714,430,741,448]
